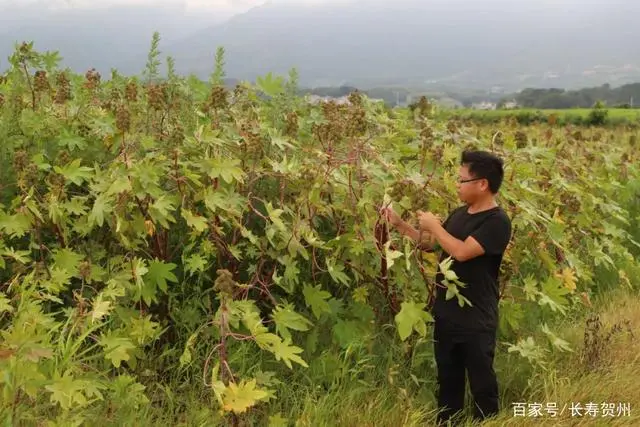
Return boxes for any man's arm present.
[430,226,484,262]
[426,214,511,262]
[381,208,437,251]
[394,219,436,251]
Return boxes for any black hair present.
[461,150,504,194]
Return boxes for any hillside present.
[166,0,640,89]
[1,0,639,90]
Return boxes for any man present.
[380,150,512,425]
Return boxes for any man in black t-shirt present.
[381,150,512,424]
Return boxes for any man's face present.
[456,164,485,202]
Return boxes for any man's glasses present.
[457,177,484,184]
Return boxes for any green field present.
[441,107,640,126]
[1,41,640,426]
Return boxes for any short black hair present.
[461,150,504,194]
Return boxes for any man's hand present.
[380,205,401,227]
[417,211,442,233]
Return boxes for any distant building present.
[471,101,497,110]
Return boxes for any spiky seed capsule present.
[55,72,71,104]
[515,130,528,148]
[115,105,131,133]
[214,269,235,296]
[169,124,184,146]
[84,68,101,91]
[125,81,138,102]
[34,70,49,92]
[284,111,298,137]
[146,83,168,110]
[13,150,28,173]
[209,85,229,110]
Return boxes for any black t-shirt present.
[432,204,512,334]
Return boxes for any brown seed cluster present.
[55,72,71,104]
[115,104,131,133]
[284,111,298,137]
[125,80,138,102]
[515,130,528,148]
[169,123,184,146]
[146,83,168,110]
[84,68,101,91]
[13,150,39,191]
[34,70,49,93]
[388,179,429,212]
[208,85,229,110]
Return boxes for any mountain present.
[165,0,640,90]
[0,2,226,75]
[2,0,640,91]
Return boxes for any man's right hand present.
[380,206,401,227]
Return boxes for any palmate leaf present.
[302,284,331,319]
[394,301,434,341]
[144,259,178,293]
[222,378,272,414]
[271,303,313,341]
[0,212,32,238]
[199,157,245,184]
[269,337,309,369]
[99,334,136,368]
[54,159,93,186]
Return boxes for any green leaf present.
[58,129,88,151]
[270,337,309,369]
[271,304,313,341]
[268,413,289,427]
[541,324,573,352]
[106,176,132,196]
[0,292,14,314]
[52,248,84,276]
[148,195,176,229]
[326,258,350,286]
[0,212,32,238]
[181,209,208,233]
[200,157,245,184]
[302,284,331,319]
[538,276,570,314]
[394,301,434,341]
[145,259,178,293]
[45,371,90,410]
[256,72,285,97]
[88,194,113,227]
[99,334,136,368]
[54,159,93,186]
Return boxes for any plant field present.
[442,107,640,127]
[1,40,640,426]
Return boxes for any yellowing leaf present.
[555,267,577,292]
[222,379,271,414]
[91,294,112,323]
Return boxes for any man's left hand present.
[417,211,441,233]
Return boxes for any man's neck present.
[467,196,498,214]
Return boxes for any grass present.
[98,285,639,427]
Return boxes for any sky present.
[0,0,339,14]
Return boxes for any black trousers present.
[433,321,499,424]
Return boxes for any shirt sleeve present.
[470,214,512,255]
